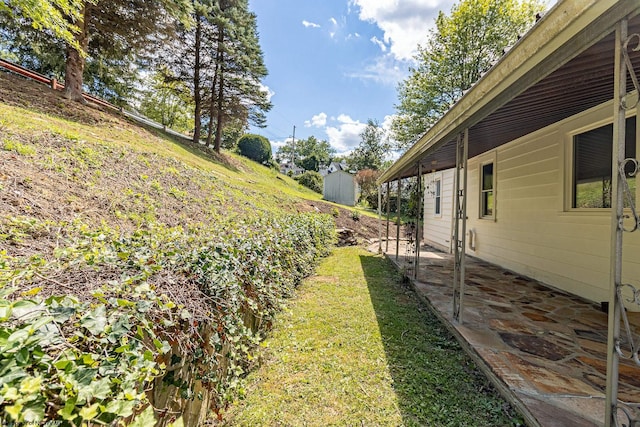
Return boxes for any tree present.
[206,0,271,152]
[276,136,335,170]
[0,0,86,49]
[299,154,320,173]
[61,1,192,102]
[392,0,545,150]
[138,70,194,133]
[347,119,390,171]
[237,133,271,163]
[1,0,193,103]
[356,169,381,209]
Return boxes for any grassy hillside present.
[0,73,345,425]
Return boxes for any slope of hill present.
[0,71,391,425]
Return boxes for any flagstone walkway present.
[370,239,640,427]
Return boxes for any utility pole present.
[291,125,296,166]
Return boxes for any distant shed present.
[323,170,358,206]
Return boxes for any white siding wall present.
[323,171,357,206]
[463,100,640,305]
[423,169,455,253]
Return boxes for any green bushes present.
[237,134,272,164]
[0,213,335,425]
[295,171,323,193]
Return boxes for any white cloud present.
[302,20,321,28]
[304,112,328,128]
[329,17,338,26]
[325,114,367,155]
[259,83,275,102]
[370,36,387,52]
[345,54,407,86]
[349,0,455,61]
[270,136,293,157]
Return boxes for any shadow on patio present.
[370,239,640,427]
[358,254,525,426]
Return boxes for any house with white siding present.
[381,0,640,309]
[379,2,640,422]
[423,169,455,253]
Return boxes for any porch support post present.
[386,181,391,252]
[396,178,402,261]
[378,184,383,254]
[605,18,627,427]
[414,163,422,280]
[453,129,469,324]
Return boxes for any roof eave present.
[379,0,639,185]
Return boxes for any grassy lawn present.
[223,247,523,426]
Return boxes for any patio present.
[371,239,640,427]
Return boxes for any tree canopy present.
[1,0,272,156]
[1,0,86,49]
[237,133,272,164]
[347,119,390,172]
[391,0,545,150]
[276,136,335,171]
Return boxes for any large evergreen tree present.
[391,0,545,150]
[62,1,192,102]
[0,0,192,103]
[206,0,271,152]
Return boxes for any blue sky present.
[248,0,457,157]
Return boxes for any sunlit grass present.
[224,247,523,426]
[0,103,321,210]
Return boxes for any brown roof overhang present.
[379,0,640,184]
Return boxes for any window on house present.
[481,162,494,217]
[434,178,441,215]
[573,117,636,209]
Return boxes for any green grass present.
[224,247,523,427]
[0,103,321,213]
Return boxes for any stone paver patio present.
[370,239,640,427]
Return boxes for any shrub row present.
[0,212,336,426]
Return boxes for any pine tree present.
[205,0,271,152]
[63,1,192,102]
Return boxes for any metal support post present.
[378,185,383,254]
[453,129,469,324]
[386,181,391,252]
[396,178,402,261]
[414,164,422,280]
[604,16,640,425]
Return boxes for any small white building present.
[323,170,358,206]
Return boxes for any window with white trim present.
[480,162,494,218]
[572,117,636,209]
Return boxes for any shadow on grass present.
[358,254,523,427]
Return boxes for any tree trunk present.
[213,66,225,153]
[193,14,203,144]
[207,27,225,147]
[64,5,90,103]
[206,58,220,147]
[213,29,225,154]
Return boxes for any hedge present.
[0,213,336,426]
